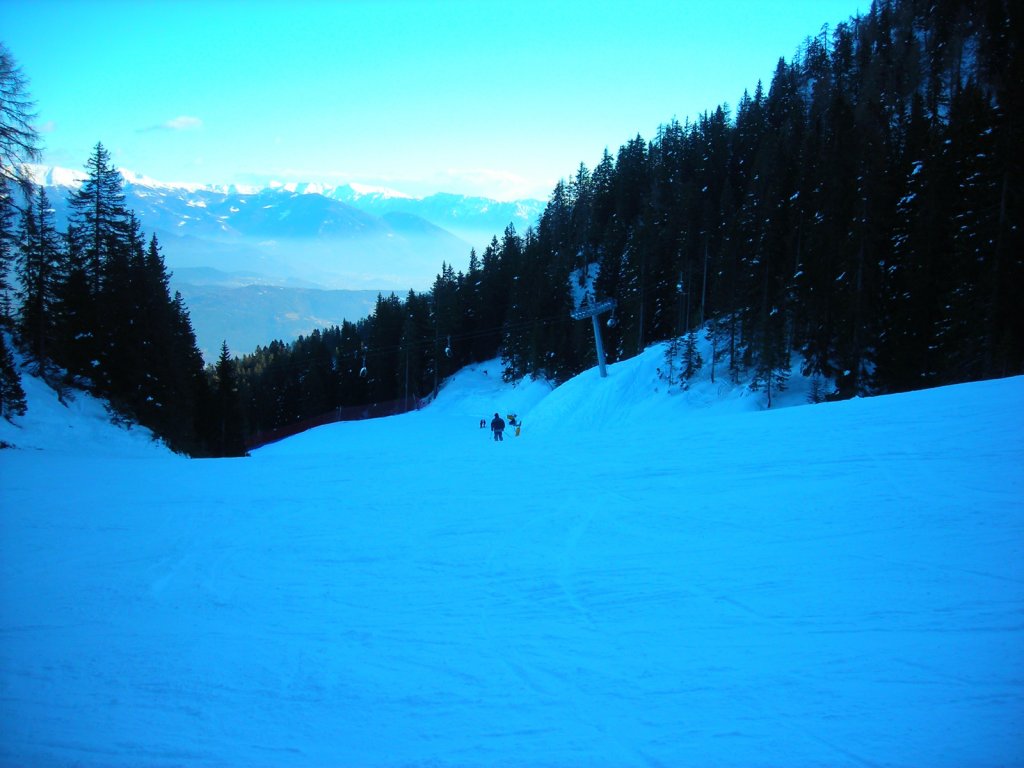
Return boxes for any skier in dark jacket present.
[490,412,505,441]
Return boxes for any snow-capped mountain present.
[32,166,463,288]
[324,183,545,247]
[29,164,544,275]
[28,165,544,357]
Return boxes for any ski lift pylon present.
[570,298,616,378]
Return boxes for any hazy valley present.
[31,166,543,357]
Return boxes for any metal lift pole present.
[570,298,617,378]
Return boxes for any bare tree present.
[0,43,40,190]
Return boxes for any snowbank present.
[0,363,170,457]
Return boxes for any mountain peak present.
[345,182,414,201]
[28,163,545,264]
[23,163,86,188]
[26,164,543,208]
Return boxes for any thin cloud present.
[139,115,203,133]
[443,167,550,202]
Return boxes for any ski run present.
[1,342,1022,767]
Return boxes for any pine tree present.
[0,176,17,326]
[399,290,432,407]
[793,30,839,383]
[612,135,650,356]
[682,329,703,383]
[212,341,246,457]
[0,44,40,192]
[366,293,404,402]
[68,142,129,294]
[1,45,40,330]
[128,234,209,453]
[337,319,370,407]
[496,225,540,381]
[535,233,580,383]
[16,185,61,360]
[163,289,210,454]
[459,248,486,363]
[475,236,508,361]
[941,83,1008,381]
[589,148,616,254]
[569,163,595,272]
[0,332,26,421]
[431,262,461,389]
[50,224,97,382]
[93,209,143,400]
[876,93,944,391]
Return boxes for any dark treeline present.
[3,0,1021,455]
[234,242,576,445]
[1,42,245,456]
[237,0,1022,436]
[1,138,240,456]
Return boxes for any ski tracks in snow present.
[467,467,665,767]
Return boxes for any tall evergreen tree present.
[16,185,61,360]
[163,288,210,454]
[0,332,26,421]
[475,236,508,360]
[212,341,246,457]
[0,176,17,325]
[68,142,128,294]
[612,135,650,356]
[431,263,461,389]
[0,45,40,328]
[459,248,487,362]
[50,223,97,381]
[399,290,433,407]
[366,292,404,402]
[877,93,947,390]
[0,43,40,193]
[941,83,1010,380]
[93,209,144,399]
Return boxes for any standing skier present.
[490,412,505,442]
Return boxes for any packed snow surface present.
[1,346,1022,767]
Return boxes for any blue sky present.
[3,1,862,201]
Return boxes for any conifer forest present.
[1,0,1021,456]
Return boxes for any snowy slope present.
[1,350,1022,767]
[0,365,169,457]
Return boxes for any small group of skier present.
[484,412,521,441]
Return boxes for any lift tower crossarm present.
[570,298,617,378]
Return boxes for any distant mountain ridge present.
[27,164,544,358]
[28,164,544,269]
[324,183,545,247]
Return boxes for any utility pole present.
[404,348,409,412]
[700,237,709,329]
[571,298,617,377]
